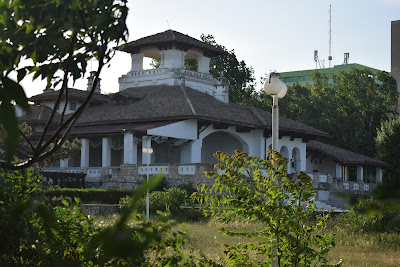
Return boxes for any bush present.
[119,187,204,221]
[340,198,400,233]
[1,169,215,266]
[0,168,101,265]
[194,150,340,266]
[43,188,135,205]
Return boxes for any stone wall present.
[311,173,378,209]
[94,163,215,189]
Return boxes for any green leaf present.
[1,76,30,112]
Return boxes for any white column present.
[300,147,307,172]
[376,167,383,184]
[190,139,202,163]
[102,137,111,167]
[80,138,89,168]
[199,56,211,73]
[124,133,137,164]
[335,164,342,179]
[131,53,143,72]
[60,159,68,168]
[142,136,152,164]
[161,50,186,69]
[357,166,364,182]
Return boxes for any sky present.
[21,0,400,97]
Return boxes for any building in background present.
[392,20,400,111]
[279,63,383,86]
[19,30,389,211]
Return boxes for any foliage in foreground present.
[0,168,216,266]
[0,0,128,168]
[194,150,341,267]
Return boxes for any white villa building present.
[20,30,388,210]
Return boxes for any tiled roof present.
[307,140,389,167]
[74,85,329,138]
[18,105,61,124]
[120,30,228,57]
[30,88,109,104]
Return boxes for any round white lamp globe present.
[263,73,282,95]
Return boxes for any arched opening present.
[291,147,301,173]
[280,146,290,172]
[201,132,247,164]
[143,50,161,70]
[184,52,199,71]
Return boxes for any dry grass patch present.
[94,215,400,266]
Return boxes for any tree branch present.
[34,32,77,153]
[19,128,35,153]
[12,58,105,169]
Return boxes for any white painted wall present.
[265,136,306,172]
[306,154,337,175]
[180,142,192,163]
[147,120,197,140]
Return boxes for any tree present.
[0,123,81,169]
[375,117,400,187]
[200,34,260,106]
[279,69,398,157]
[194,150,339,266]
[0,0,128,169]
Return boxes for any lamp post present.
[263,72,287,152]
[263,72,287,267]
[142,146,153,220]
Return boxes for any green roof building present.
[279,63,383,86]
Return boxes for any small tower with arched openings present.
[118,30,230,103]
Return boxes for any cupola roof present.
[120,30,228,57]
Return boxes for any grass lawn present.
[94,216,400,266]
[171,220,400,266]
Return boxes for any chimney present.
[215,76,229,103]
[87,71,101,93]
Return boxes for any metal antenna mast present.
[328,5,332,67]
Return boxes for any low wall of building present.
[78,163,216,189]
[83,204,119,216]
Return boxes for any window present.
[69,102,77,111]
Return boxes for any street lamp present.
[263,72,287,152]
[142,146,153,220]
[263,72,287,267]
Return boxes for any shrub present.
[43,188,135,205]
[119,187,204,221]
[1,168,215,265]
[0,168,101,266]
[340,198,400,233]
[193,150,341,266]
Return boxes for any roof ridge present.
[246,106,268,126]
[179,84,196,116]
